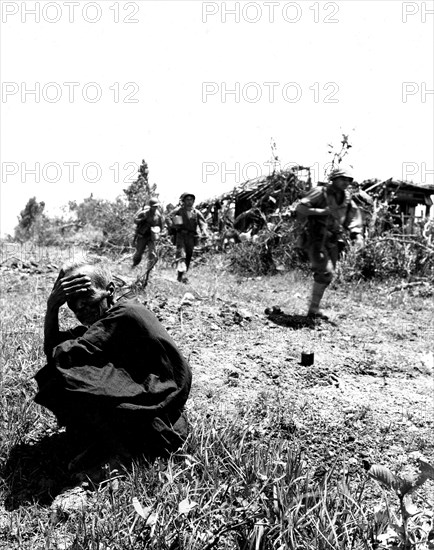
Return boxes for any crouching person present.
[296,167,363,319]
[34,261,192,478]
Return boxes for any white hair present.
[61,260,112,290]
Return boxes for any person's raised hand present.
[47,271,92,310]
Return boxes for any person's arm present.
[169,207,180,221]
[167,207,181,233]
[134,210,146,225]
[44,272,91,358]
[296,187,331,218]
[296,204,331,217]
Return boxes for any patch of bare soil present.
[138,264,433,488]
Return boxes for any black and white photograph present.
[1,1,433,548]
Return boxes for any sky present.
[1,0,433,236]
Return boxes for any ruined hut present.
[362,179,434,220]
[198,166,311,235]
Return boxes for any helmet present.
[148,198,160,207]
[328,166,354,181]
[180,192,196,202]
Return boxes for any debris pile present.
[0,256,59,274]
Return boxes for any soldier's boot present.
[177,260,187,282]
[307,282,328,318]
[132,252,142,268]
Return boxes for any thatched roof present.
[197,167,311,212]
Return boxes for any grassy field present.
[1,247,433,549]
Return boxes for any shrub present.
[228,216,434,282]
[12,160,157,250]
[227,221,308,276]
[340,234,434,282]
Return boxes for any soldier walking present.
[132,198,165,270]
[169,193,208,283]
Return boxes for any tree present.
[68,195,132,247]
[64,159,159,247]
[123,159,158,214]
[13,159,160,248]
[14,197,46,242]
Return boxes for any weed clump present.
[340,234,434,281]
[227,219,434,282]
[227,222,308,276]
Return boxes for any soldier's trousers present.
[133,236,157,268]
[307,240,339,285]
[175,232,197,271]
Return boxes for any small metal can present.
[301,352,314,366]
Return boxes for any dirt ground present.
[117,258,434,478]
[1,251,433,514]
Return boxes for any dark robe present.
[35,299,192,456]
